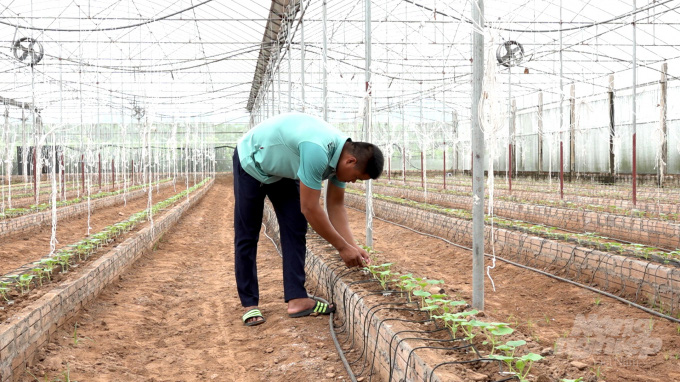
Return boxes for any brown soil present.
[16,176,680,382]
[20,177,346,382]
[3,183,119,210]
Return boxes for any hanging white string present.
[477,34,507,292]
[49,132,58,255]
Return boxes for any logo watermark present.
[555,314,662,360]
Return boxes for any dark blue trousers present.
[233,150,309,307]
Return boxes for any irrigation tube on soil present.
[262,201,528,382]
[343,190,680,320]
[346,205,680,325]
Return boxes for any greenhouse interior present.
[0,0,679,381]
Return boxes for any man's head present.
[335,140,384,183]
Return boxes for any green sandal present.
[242,308,266,326]
[289,299,336,318]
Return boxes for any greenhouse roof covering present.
[0,0,677,128]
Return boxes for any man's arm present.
[299,182,369,267]
[325,182,360,245]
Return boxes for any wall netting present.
[379,81,678,176]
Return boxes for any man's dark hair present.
[344,140,384,179]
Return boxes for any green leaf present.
[515,359,526,373]
[506,340,527,348]
[491,326,514,336]
[520,353,544,362]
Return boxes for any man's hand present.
[338,245,370,268]
[355,245,371,266]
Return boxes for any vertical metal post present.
[403,112,407,182]
[300,0,306,112]
[509,98,516,184]
[81,154,85,194]
[608,75,615,176]
[112,159,115,190]
[322,0,328,121]
[443,142,446,189]
[420,152,424,189]
[33,148,37,204]
[272,78,276,117]
[131,160,134,186]
[658,63,667,187]
[22,108,26,182]
[569,84,576,174]
[364,0,373,247]
[560,142,564,199]
[559,0,564,182]
[98,152,102,189]
[60,153,65,200]
[508,65,512,175]
[632,0,637,206]
[287,22,292,112]
[453,110,458,174]
[388,139,392,181]
[538,92,543,174]
[508,144,512,192]
[471,0,485,311]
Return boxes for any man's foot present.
[242,307,266,326]
[287,297,335,318]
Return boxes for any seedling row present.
[393,175,680,207]
[0,178,172,220]
[356,182,680,253]
[0,178,211,312]
[341,190,680,318]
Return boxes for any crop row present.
[0,179,171,220]
[371,180,680,221]
[0,177,210,303]
[351,188,680,266]
[393,174,680,205]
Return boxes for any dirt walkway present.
[21,177,346,382]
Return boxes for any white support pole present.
[365,0,374,248]
[287,5,292,113]
[658,63,667,187]
[632,0,637,205]
[471,0,485,311]
[538,92,543,173]
[322,0,328,121]
[300,0,306,113]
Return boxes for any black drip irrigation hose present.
[305,243,456,381]
[349,305,421,367]
[266,218,529,380]
[304,240,521,382]
[348,205,680,324]
[428,358,520,382]
[385,326,453,380]
[314,295,360,382]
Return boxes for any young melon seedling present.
[473,321,514,355]
[17,274,35,294]
[0,281,10,301]
[489,340,543,382]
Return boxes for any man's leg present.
[266,179,309,303]
[233,151,266,310]
[266,180,336,317]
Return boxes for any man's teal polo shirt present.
[236,113,349,190]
